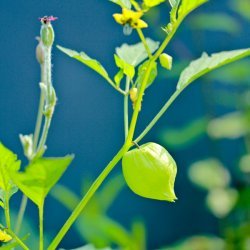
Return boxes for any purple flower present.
[39,16,58,24]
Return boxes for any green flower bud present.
[159,53,173,70]
[122,142,177,202]
[19,134,33,160]
[40,24,54,47]
[36,37,45,65]
[39,16,57,47]
[129,87,138,102]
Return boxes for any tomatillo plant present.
[0,0,250,249]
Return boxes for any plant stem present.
[33,84,45,151]
[39,203,44,250]
[108,78,127,95]
[4,193,11,229]
[49,15,183,249]
[136,29,152,58]
[36,116,52,155]
[124,77,130,139]
[6,229,29,250]
[15,195,28,234]
[126,60,154,143]
[152,19,182,61]
[135,89,182,143]
[48,145,129,250]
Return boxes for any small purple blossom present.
[39,16,58,24]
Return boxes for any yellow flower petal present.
[113,13,125,25]
[0,229,12,243]
[113,8,147,29]
[122,8,143,20]
[131,19,148,28]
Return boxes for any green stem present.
[15,195,28,234]
[33,81,46,151]
[36,116,52,156]
[6,229,29,250]
[124,77,130,139]
[4,193,11,229]
[126,61,154,143]
[49,14,183,249]
[135,90,182,143]
[48,145,130,250]
[39,203,44,250]
[136,29,152,58]
[108,78,127,95]
[152,19,182,61]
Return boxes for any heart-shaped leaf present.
[143,0,165,8]
[11,155,74,207]
[114,55,135,79]
[177,48,250,90]
[57,46,114,85]
[0,143,20,203]
[109,0,131,9]
[116,38,159,66]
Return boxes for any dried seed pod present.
[122,142,177,201]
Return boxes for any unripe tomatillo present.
[122,142,177,201]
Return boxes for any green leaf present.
[135,61,158,88]
[50,184,80,211]
[76,215,132,248]
[177,48,250,90]
[109,0,131,9]
[188,158,231,190]
[189,13,241,35]
[0,143,20,202]
[57,45,114,85]
[131,220,146,250]
[229,0,250,21]
[114,55,135,79]
[159,117,208,149]
[240,155,250,173]
[60,244,112,250]
[207,112,249,139]
[168,0,177,7]
[169,0,181,22]
[178,0,208,20]
[114,69,124,87]
[164,235,225,250]
[122,142,177,201]
[11,155,74,207]
[97,174,125,212]
[116,38,159,66]
[206,60,250,85]
[206,188,238,218]
[143,0,165,8]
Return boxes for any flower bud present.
[19,134,33,160]
[0,229,12,242]
[122,142,177,201]
[129,87,138,102]
[36,37,45,65]
[39,16,57,47]
[159,53,173,70]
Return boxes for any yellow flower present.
[0,229,12,243]
[113,8,148,29]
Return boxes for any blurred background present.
[0,0,250,249]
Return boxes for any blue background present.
[0,0,249,249]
